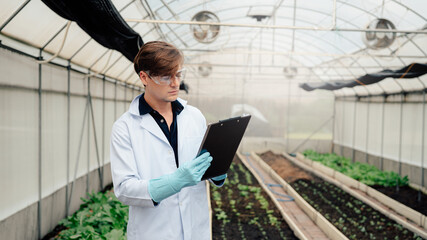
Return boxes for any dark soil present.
[372,185,427,216]
[211,156,298,240]
[260,151,424,240]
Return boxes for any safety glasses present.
[145,68,187,85]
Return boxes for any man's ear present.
[139,71,148,86]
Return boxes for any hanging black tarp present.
[42,0,143,62]
[300,63,427,91]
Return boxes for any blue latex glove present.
[211,173,227,181]
[148,152,213,203]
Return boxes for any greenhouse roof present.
[0,0,426,95]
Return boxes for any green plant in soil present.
[302,149,409,187]
[211,161,297,240]
[55,190,128,240]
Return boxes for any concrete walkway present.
[238,153,331,240]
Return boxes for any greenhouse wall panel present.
[41,65,68,93]
[341,101,355,148]
[40,187,66,239]
[366,102,382,156]
[0,89,39,221]
[103,163,112,189]
[382,104,401,161]
[0,202,38,240]
[333,100,343,145]
[104,100,116,164]
[41,92,67,198]
[401,163,424,186]
[69,96,90,180]
[88,167,102,195]
[117,85,127,116]
[354,102,368,152]
[334,96,427,186]
[68,174,88,217]
[367,154,382,169]
[70,72,87,96]
[89,76,104,99]
[342,144,354,160]
[401,103,423,166]
[0,49,38,88]
[105,81,116,100]
[88,98,103,172]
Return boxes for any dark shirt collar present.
[139,93,184,116]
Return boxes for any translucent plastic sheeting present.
[1,0,66,48]
[69,96,91,180]
[0,47,133,220]
[104,81,115,99]
[89,98,104,172]
[104,100,116,164]
[366,102,383,156]
[339,101,357,147]
[334,99,427,168]
[0,49,40,220]
[401,103,424,166]
[70,71,88,96]
[354,102,369,151]
[89,76,104,99]
[0,48,38,88]
[42,64,68,93]
[0,89,39,221]
[41,93,68,198]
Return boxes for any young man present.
[110,41,226,240]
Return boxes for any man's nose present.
[170,76,179,86]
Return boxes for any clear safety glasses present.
[145,68,187,85]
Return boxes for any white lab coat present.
[110,94,210,240]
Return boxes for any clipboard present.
[197,115,251,180]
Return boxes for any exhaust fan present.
[363,18,396,49]
[191,11,220,43]
[198,61,212,77]
[283,66,297,79]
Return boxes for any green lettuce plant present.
[56,190,128,240]
[303,150,409,187]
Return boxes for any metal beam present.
[126,18,427,34]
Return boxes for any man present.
[110,41,226,240]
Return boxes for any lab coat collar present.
[129,94,188,145]
[128,93,187,117]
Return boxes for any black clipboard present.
[197,115,251,180]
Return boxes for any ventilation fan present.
[363,18,396,49]
[198,61,212,77]
[283,66,297,79]
[191,11,220,43]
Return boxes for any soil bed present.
[371,185,427,215]
[210,156,297,240]
[260,151,423,240]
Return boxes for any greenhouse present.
[0,0,426,239]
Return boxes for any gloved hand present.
[211,173,227,181]
[148,152,213,203]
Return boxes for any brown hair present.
[133,41,183,76]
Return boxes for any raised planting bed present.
[210,156,298,240]
[302,149,427,216]
[259,151,424,240]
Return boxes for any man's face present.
[139,67,182,103]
